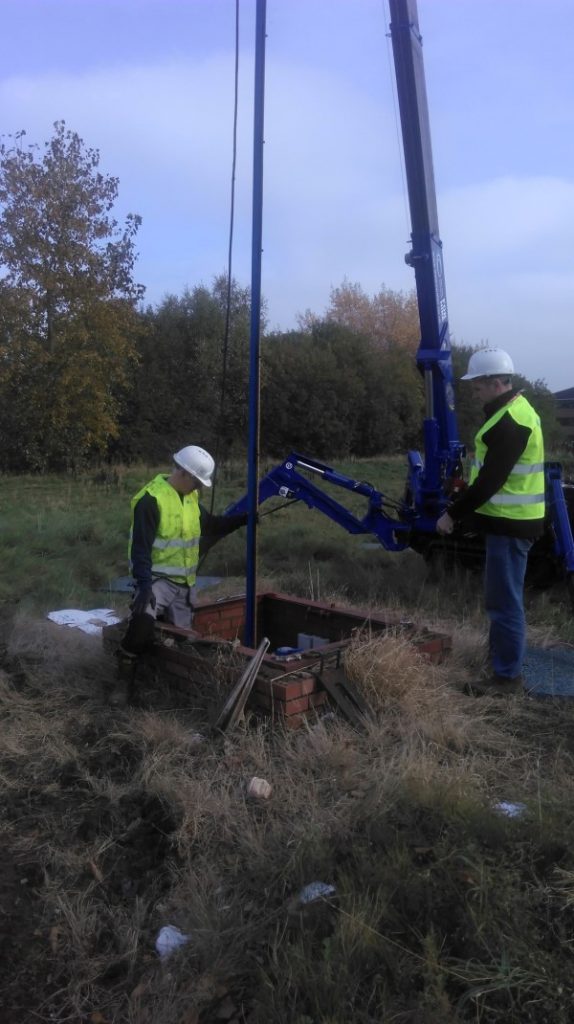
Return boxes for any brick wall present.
[131,592,452,728]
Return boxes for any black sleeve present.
[199,506,248,560]
[450,413,532,521]
[130,493,160,585]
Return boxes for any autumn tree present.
[298,280,420,351]
[0,121,144,470]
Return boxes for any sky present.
[2,0,573,391]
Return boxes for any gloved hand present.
[131,584,156,616]
[436,511,454,536]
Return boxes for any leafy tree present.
[115,276,254,464]
[0,121,143,470]
[298,280,420,351]
[262,321,423,457]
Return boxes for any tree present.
[0,121,144,470]
[298,280,420,351]
[114,276,254,464]
[262,321,423,457]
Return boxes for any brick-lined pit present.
[104,592,452,729]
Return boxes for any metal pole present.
[245,0,266,648]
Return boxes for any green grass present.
[1,455,572,644]
[0,456,414,616]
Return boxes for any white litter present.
[155,925,190,959]
[493,801,527,818]
[246,777,273,800]
[47,608,121,636]
[298,881,336,905]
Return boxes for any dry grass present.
[2,598,574,1023]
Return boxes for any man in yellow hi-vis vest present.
[111,445,247,707]
[436,348,545,696]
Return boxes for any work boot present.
[107,652,137,709]
[464,674,523,698]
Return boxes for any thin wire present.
[211,0,240,513]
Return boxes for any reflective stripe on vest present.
[129,474,201,585]
[469,394,545,522]
[471,459,545,475]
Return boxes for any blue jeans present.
[484,535,532,679]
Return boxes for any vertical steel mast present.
[245,0,267,648]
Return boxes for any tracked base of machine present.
[410,495,574,596]
[104,592,452,728]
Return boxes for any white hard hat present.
[173,445,215,487]
[461,348,515,380]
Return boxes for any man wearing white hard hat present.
[436,348,545,696]
[111,445,247,707]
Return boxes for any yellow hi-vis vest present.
[470,394,545,522]
[129,474,201,586]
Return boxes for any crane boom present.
[389,0,464,515]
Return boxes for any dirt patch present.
[0,632,187,1021]
[0,837,59,1024]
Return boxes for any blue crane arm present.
[225,452,411,552]
[389,0,465,513]
[545,464,574,573]
[389,0,574,581]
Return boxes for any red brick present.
[252,678,304,701]
[218,610,239,622]
[300,674,321,696]
[417,638,442,655]
[217,627,239,641]
[282,696,310,716]
[197,617,222,633]
[194,609,221,623]
[271,679,304,701]
[252,693,309,716]
[308,691,329,707]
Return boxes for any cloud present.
[1,54,573,390]
[438,176,574,387]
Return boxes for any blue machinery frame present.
[239,0,574,645]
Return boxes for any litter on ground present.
[47,609,122,636]
[494,801,527,818]
[246,777,273,800]
[155,925,190,959]
[297,882,337,905]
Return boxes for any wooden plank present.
[313,666,372,729]
[212,637,270,734]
